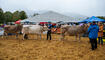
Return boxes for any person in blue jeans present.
[87,21,99,50]
[47,21,52,40]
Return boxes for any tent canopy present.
[79,16,105,23]
[15,20,21,24]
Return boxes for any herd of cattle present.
[2,24,89,41]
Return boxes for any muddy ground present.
[0,34,105,60]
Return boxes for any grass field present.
[0,34,105,60]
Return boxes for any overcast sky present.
[0,0,105,16]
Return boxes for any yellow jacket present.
[98,25,103,37]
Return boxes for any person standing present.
[98,22,103,45]
[87,21,99,50]
[47,21,52,40]
[88,22,92,43]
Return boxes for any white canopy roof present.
[22,11,82,23]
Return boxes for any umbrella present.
[15,20,21,24]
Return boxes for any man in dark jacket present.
[87,21,99,50]
[47,21,52,40]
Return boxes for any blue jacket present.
[48,24,52,29]
[87,24,99,39]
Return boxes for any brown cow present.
[61,24,88,42]
[4,24,23,39]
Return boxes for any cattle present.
[61,24,89,42]
[4,24,23,39]
[22,24,48,40]
[51,24,70,34]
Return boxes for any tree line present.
[0,8,27,24]
[97,16,105,20]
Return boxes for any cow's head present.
[42,26,48,32]
[61,26,70,33]
[81,24,89,32]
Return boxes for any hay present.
[0,35,105,60]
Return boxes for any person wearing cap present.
[98,22,103,45]
[88,22,92,26]
[87,21,99,50]
[47,21,52,40]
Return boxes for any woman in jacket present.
[98,22,103,45]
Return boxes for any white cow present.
[22,24,48,40]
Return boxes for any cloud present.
[0,0,105,16]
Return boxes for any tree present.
[97,16,105,20]
[4,11,13,23]
[12,11,20,22]
[19,11,27,20]
[33,13,39,16]
[0,8,28,23]
[0,8,4,23]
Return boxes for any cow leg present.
[36,34,41,40]
[37,34,42,40]
[37,34,41,40]
[23,33,25,40]
[60,34,63,40]
[1,33,4,39]
[5,33,8,39]
[78,35,81,42]
[16,34,18,39]
[61,33,65,41]
[74,35,77,41]
[39,34,42,40]
[1,35,3,39]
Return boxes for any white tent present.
[21,19,33,23]
[22,11,82,23]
